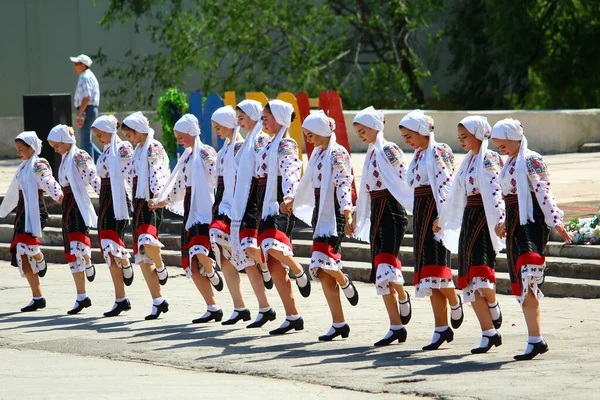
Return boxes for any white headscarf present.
[293,111,339,237]
[491,118,533,226]
[437,116,504,253]
[92,115,129,220]
[48,124,97,228]
[126,111,156,201]
[212,106,241,217]
[0,132,45,237]
[262,99,295,219]
[230,100,264,262]
[353,106,414,242]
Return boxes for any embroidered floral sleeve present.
[432,143,455,212]
[202,144,218,188]
[526,153,564,227]
[278,138,302,200]
[148,141,170,196]
[35,158,63,201]
[120,142,135,188]
[483,150,506,225]
[383,143,408,181]
[75,150,101,195]
[331,146,353,211]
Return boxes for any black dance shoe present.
[471,333,502,354]
[269,317,304,335]
[422,327,454,351]
[293,270,311,298]
[343,274,359,306]
[21,298,46,312]
[208,271,224,292]
[67,297,92,315]
[122,265,134,286]
[399,291,412,325]
[247,309,277,328]
[192,309,224,324]
[37,257,47,278]
[451,295,464,329]
[514,340,549,361]
[222,309,252,325]
[374,327,408,347]
[103,298,132,317]
[157,267,168,286]
[490,302,503,329]
[85,264,96,282]
[145,300,169,320]
[259,265,274,290]
[318,324,350,341]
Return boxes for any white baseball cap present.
[70,54,92,67]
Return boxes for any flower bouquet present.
[565,211,600,245]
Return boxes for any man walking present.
[70,54,101,160]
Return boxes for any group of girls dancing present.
[0,100,570,360]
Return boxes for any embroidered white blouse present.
[311,144,353,212]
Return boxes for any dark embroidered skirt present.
[10,190,48,267]
[61,185,91,264]
[181,186,211,272]
[98,177,130,262]
[412,185,452,286]
[505,193,550,297]
[309,188,345,280]
[210,176,231,236]
[257,176,295,254]
[132,177,163,255]
[369,189,408,286]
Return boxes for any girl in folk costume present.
[400,110,464,351]
[259,99,310,335]
[350,106,413,347]
[151,114,224,324]
[0,131,63,312]
[491,118,570,360]
[292,111,359,341]
[92,115,135,317]
[435,116,505,354]
[229,100,277,329]
[122,111,170,320]
[47,125,101,315]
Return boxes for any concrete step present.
[579,142,600,153]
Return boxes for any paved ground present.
[1,261,599,399]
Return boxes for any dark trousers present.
[78,105,101,161]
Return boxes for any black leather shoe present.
[122,266,134,286]
[374,327,408,346]
[222,309,252,325]
[37,258,47,278]
[258,265,273,290]
[342,274,359,306]
[514,340,549,361]
[451,295,464,329]
[490,302,503,329]
[318,324,350,341]
[399,291,412,325]
[422,327,454,351]
[247,309,277,328]
[85,264,96,282]
[269,317,304,335]
[103,298,132,317]
[157,267,168,286]
[471,333,502,354]
[67,297,92,315]
[21,298,46,312]
[294,271,311,298]
[145,299,169,320]
[208,271,224,292]
[192,309,224,324]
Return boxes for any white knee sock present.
[488,301,501,320]
[479,328,497,347]
[524,335,544,354]
[340,278,355,298]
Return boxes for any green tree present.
[94,0,442,110]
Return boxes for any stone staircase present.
[1,196,599,299]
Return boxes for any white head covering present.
[125,112,156,201]
[48,124,97,228]
[437,116,504,253]
[261,100,295,219]
[174,113,201,136]
[293,111,339,237]
[230,100,265,262]
[353,107,413,242]
[399,109,433,136]
[0,132,46,237]
[91,115,129,220]
[491,118,533,225]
